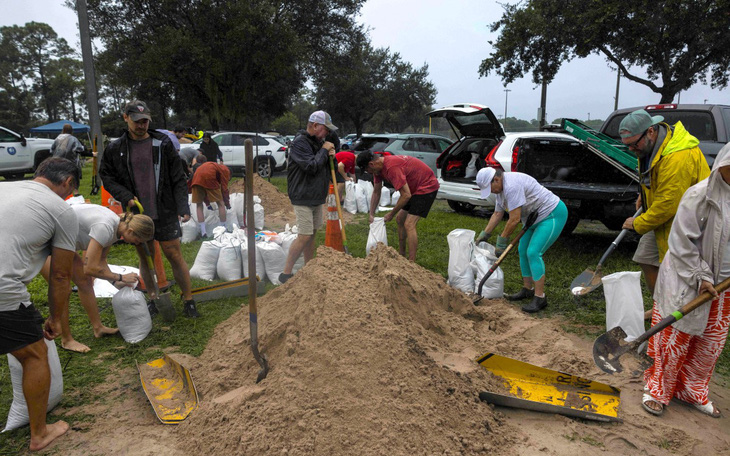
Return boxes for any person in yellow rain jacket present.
[619,109,710,296]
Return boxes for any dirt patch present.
[229,175,354,232]
[45,245,730,456]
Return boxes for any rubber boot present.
[505,287,535,301]
[183,299,200,318]
[522,295,548,313]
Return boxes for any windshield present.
[604,111,716,141]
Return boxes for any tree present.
[480,0,730,104]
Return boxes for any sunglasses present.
[626,129,647,148]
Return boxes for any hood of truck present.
[426,103,505,139]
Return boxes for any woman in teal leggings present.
[475,168,568,312]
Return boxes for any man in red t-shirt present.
[335,151,356,200]
[356,151,439,261]
[191,154,231,238]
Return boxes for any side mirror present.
[20,134,27,147]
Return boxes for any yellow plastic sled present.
[136,355,199,424]
[477,352,621,423]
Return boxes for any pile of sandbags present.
[447,229,503,299]
[343,180,401,214]
[183,193,264,243]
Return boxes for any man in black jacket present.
[278,111,337,284]
[99,100,199,318]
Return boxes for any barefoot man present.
[0,158,80,451]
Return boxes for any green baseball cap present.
[618,109,663,139]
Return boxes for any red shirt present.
[336,151,356,174]
[191,162,231,205]
[373,155,439,195]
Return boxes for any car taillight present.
[483,141,505,171]
[646,104,676,110]
[511,145,519,172]
[277,146,286,152]
[446,161,464,171]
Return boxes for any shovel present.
[570,208,642,296]
[474,211,538,304]
[329,155,350,255]
[133,201,176,322]
[90,137,100,195]
[593,276,730,374]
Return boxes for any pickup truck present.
[431,103,730,234]
[0,126,54,179]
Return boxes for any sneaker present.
[278,272,293,284]
[522,295,548,313]
[147,300,159,318]
[183,299,200,318]
[505,287,535,301]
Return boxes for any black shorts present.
[0,304,45,355]
[154,218,183,242]
[329,172,345,184]
[403,190,438,218]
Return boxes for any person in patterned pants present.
[642,143,730,418]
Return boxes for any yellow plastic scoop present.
[136,355,199,424]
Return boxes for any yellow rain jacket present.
[633,121,710,262]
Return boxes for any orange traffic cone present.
[324,184,344,252]
[137,240,171,292]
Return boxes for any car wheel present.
[561,213,580,236]
[447,200,475,214]
[33,150,52,170]
[255,158,272,178]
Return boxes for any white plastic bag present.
[181,217,199,243]
[378,186,391,207]
[254,203,265,230]
[241,240,267,282]
[355,182,369,213]
[3,339,63,432]
[366,217,388,255]
[217,239,243,281]
[112,287,152,344]
[230,192,245,226]
[279,225,304,274]
[258,240,287,284]
[464,153,479,178]
[471,243,504,298]
[360,180,374,206]
[603,271,645,342]
[344,181,357,214]
[190,241,222,281]
[390,190,401,206]
[447,229,475,293]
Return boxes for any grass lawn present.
[0,164,727,450]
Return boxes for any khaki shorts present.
[192,185,222,204]
[294,204,324,235]
[632,230,660,267]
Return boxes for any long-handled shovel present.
[245,139,269,383]
[593,276,730,374]
[90,137,100,195]
[474,211,538,304]
[329,155,350,255]
[570,208,642,296]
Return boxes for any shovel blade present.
[155,292,176,322]
[570,268,603,296]
[593,326,644,374]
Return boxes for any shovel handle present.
[329,155,350,254]
[596,208,642,269]
[476,211,538,297]
[636,276,730,345]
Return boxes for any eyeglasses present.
[625,129,647,148]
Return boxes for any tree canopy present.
[480,0,730,103]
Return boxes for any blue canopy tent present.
[30,120,90,134]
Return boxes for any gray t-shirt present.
[495,172,560,225]
[72,204,120,251]
[0,181,78,311]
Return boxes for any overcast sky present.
[4,0,729,122]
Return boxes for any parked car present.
[351,133,453,179]
[0,126,54,180]
[180,132,287,178]
[601,103,730,167]
[429,103,638,234]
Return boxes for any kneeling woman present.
[42,204,154,352]
[475,168,568,312]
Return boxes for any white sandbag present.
[447,229,475,293]
[217,238,243,281]
[190,241,221,281]
[93,265,140,298]
[390,190,400,206]
[3,339,63,432]
[379,186,391,207]
[258,240,287,285]
[205,205,221,235]
[254,203,265,230]
[241,240,267,282]
[355,183,369,213]
[112,287,152,344]
[230,192,245,225]
[344,181,357,214]
[464,153,479,178]
[224,207,237,232]
[366,217,388,255]
[360,180,374,206]
[603,271,645,342]
[181,217,199,243]
[279,225,304,273]
[471,243,504,299]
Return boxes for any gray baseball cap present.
[618,109,663,139]
[124,100,152,122]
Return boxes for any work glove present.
[475,230,490,244]
[495,235,509,257]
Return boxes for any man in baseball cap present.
[124,99,152,122]
[308,110,338,132]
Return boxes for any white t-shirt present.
[72,204,120,251]
[495,172,560,225]
[0,181,78,311]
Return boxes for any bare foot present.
[94,326,119,338]
[30,420,69,451]
[61,339,91,353]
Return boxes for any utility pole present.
[614,67,620,111]
[77,0,103,165]
[503,88,511,123]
